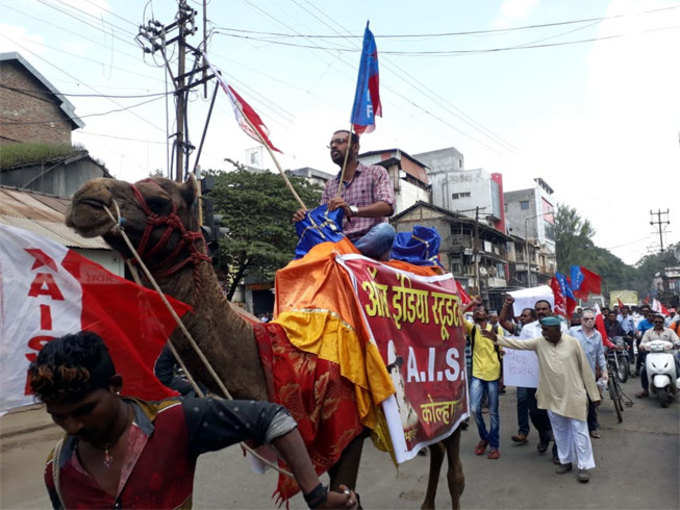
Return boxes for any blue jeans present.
[470,377,500,449]
[353,223,395,260]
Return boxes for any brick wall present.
[0,61,72,145]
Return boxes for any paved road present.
[2,378,678,509]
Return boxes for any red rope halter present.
[128,179,211,278]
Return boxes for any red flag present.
[1,224,191,413]
[617,297,624,309]
[652,298,669,317]
[579,266,602,296]
[455,279,472,305]
[550,277,568,318]
[204,54,282,153]
[594,304,615,349]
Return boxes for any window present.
[520,200,530,210]
[452,192,471,199]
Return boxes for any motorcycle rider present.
[636,314,680,398]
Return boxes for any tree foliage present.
[555,204,636,295]
[206,162,323,299]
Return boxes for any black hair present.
[28,331,115,403]
[334,129,360,147]
[534,299,552,310]
[521,307,537,320]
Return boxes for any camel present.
[66,176,464,509]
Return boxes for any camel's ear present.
[179,178,196,207]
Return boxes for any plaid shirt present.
[321,162,394,241]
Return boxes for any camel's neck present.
[154,263,253,339]
[148,261,266,400]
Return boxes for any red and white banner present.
[337,254,469,462]
[0,224,191,414]
[203,53,282,153]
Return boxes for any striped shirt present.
[321,162,394,241]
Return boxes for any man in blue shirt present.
[568,309,607,439]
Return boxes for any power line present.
[0,96,165,124]
[0,84,170,99]
[216,4,680,39]
[214,24,680,56]
[34,0,140,50]
[75,130,167,144]
[290,0,517,152]
[49,0,139,37]
[80,0,140,28]
[0,2,145,64]
[0,33,166,133]
[238,0,507,154]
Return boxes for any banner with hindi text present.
[337,254,469,462]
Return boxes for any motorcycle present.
[644,339,680,408]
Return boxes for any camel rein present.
[102,200,294,479]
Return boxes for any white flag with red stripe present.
[0,224,191,414]
[203,54,282,153]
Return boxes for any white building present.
[358,148,430,215]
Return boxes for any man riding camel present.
[293,129,395,260]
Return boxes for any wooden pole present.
[334,123,355,198]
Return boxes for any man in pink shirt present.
[293,130,395,259]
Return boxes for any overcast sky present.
[2,0,678,265]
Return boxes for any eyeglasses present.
[326,137,348,148]
[582,317,595,321]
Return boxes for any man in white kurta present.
[485,316,601,483]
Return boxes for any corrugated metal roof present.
[0,186,109,249]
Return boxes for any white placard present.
[509,285,554,317]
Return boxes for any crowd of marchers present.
[459,296,680,484]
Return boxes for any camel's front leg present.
[421,442,445,510]
[444,428,464,510]
[328,431,367,492]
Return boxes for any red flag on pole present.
[550,276,568,318]
[594,304,615,349]
[455,280,472,305]
[204,54,282,153]
[617,297,624,309]
[0,224,191,414]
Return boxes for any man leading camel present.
[293,130,395,260]
[31,332,357,509]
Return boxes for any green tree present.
[206,161,323,300]
[555,203,638,297]
[554,204,596,272]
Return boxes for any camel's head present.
[67,176,201,265]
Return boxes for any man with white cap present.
[484,316,600,483]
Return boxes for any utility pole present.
[138,0,215,182]
[649,209,670,253]
[473,206,480,295]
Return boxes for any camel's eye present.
[146,196,170,214]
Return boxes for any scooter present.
[644,340,680,408]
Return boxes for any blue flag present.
[294,204,345,259]
[351,22,381,134]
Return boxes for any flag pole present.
[238,110,307,211]
[202,52,306,210]
[335,123,355,198]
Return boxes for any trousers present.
[353,223,395,260]
[548,410,595,470]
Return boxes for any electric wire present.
[0,33,166,133]
[214,25,680,55]
[215,4,680,39]
[238,0,505,154]
[0,96,165,125]
[34,0,140,50]
[0,84,170,98]
[296,0,518,152]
